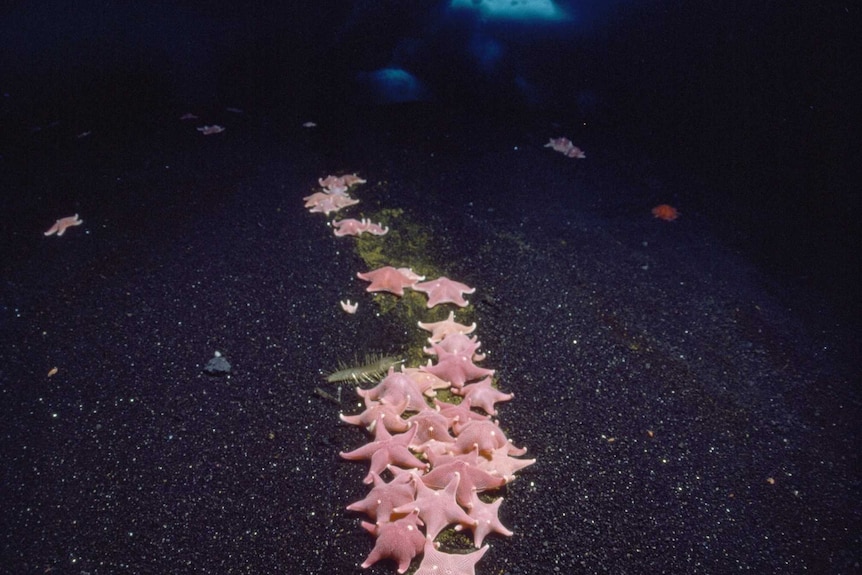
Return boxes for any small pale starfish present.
[44,214,83,237]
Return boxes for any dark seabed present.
[1,2,859,574]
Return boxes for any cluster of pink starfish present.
[305,174,391,237]
[544,136,586,159]
[340,325,533,573]
[300,172,534,574]
[303,173,366,215]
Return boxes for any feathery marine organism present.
[326,354,404,385]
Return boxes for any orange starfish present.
[651,204,680,221]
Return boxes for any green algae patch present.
[356,208,435,273]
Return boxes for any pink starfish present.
[196,124,225,135]
[424,333,485,362]
[413,276,476,308]
[544,136,586,158]
[451,420,523,457]
[339,401,410,433]
[44,214,83,237]
[459,493,513,547]
[476,446,536,483]
[454,377,513,416]
[360,511,425,573]
[318,173,366,191]
[413,538,488,575]
[433,398,489,427]
[331,218,366,236]
[303,191,359,215]
[332,218,389,237]
[418,311,477,343]
[393,472,476,540]
[347,471,415,523]
[421,355,495,389]
[339,422,427,483]
[356,368,430,413]
[420,455,506,507]
[405,410,455,448]
[357,266,420,296]
[401,367,451,396]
